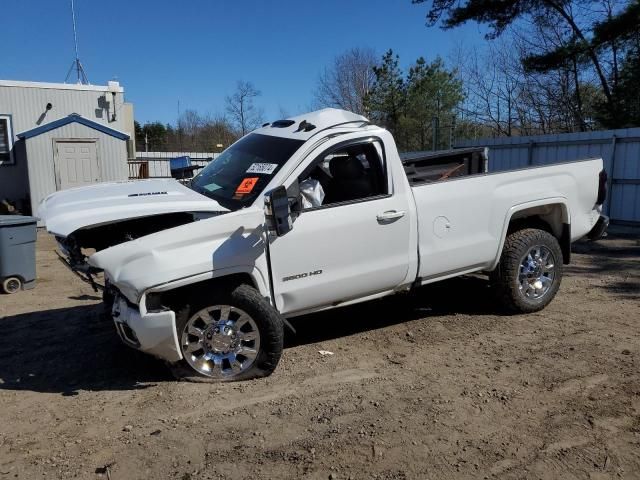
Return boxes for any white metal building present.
[0,80,135,215]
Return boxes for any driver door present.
[267,137,412,315]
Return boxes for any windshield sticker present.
[246,163,278,175]
[235,177,259,195]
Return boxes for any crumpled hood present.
[88,207,267,304]
[37,178,228,236]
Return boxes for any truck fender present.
[143,265,271,301]
[490,197,571,271]
[141,265,299,339]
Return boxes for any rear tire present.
[169,284,284,382]
[491,228,563,313]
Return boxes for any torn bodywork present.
[38,177,229,291]
[55,212,211,291]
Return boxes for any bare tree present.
[198,113,238,151]
[453,42,525,137]
[225,81,265,136]
[169,110,238,152]
[314,47,377,116]
[452,29,604,140]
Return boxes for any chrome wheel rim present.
[518,245,556,300]
[181,305,260,378]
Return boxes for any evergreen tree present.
[366,50,406,140]
[367,51,463,151]
[405,57,463,150]
[413,0,640,127]
[609,49,640,127]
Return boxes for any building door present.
[54,140,100,191]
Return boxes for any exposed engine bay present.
[55,211,218,291]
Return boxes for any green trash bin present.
[0,215,37,294]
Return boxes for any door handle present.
[377,210,406,222]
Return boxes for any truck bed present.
[401,147,488,185]
[410,157,603,282]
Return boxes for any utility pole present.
[432,116,440,151]
[449,116,456,150]
[178,100,183,152]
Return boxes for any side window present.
[296,141,387,210]
[0,115,14,165]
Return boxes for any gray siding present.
[0,83,127,136]
[0,82,131,209]
[0,139,29,204]
[24,122,128,214]
[457,128,640,226]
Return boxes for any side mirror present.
[264,186,293,237]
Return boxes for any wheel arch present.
[490,198,571,271]
[141,266,270,313]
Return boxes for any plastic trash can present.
[0,215,37,294]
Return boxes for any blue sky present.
[1,0,486,124]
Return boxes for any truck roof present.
[253,108,370,141]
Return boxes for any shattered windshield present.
[190,133,305,210]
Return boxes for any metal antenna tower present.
[65,0,89,84]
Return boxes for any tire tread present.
[169,284,284,382]
[491,228,563,314]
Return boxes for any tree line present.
[136,0,639,153]
[316,0,639,149]
[135,80,265,153]
[440,0,640,136]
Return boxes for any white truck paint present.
[38,178,228,237]
[38,108,608,377]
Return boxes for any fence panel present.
[457,128,640,227]
[129,152,219,181]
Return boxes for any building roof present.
[0,79,123,93]
[17,113,130,140]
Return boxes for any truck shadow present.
[0,276,495,394]
[571,235,639,258]
[567,236,639,297]
[0,305,171,395]
[287,275,497,348]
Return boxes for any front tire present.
[491,228,563,313]
[169,284,284,382]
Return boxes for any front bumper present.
[587,214,609,241]
[112,296,183,362]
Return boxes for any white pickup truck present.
[38,108,609,382]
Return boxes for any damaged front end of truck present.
[38,178,229,291]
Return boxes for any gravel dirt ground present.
[0,231,638,480]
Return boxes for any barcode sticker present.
[246,163,278,174]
